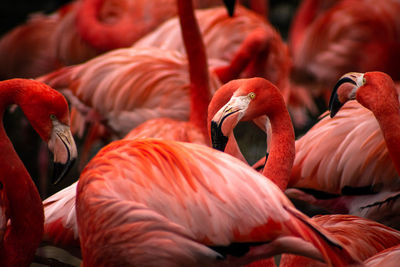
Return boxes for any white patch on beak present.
[221,95,252,119]
[347,73,365,100]
[48,119,77,164]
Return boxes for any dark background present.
[0,0,301,38]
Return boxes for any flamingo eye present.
[248,92,256,100]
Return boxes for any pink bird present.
[291,0,400,102]
[0,79,77,266]
[0,0,268,80]
[37,8,286,152]
[41,0,260,252]
[0,0,225,79]
[209,78,294,192]
[280,214,400,266]
[76,136,359,266]
[285,72,400,228]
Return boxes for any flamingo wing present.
[38,47,222,138]
[76,138,358,266]
[43,182,80,250]
[134,6,291,92]
[291,100,398,194]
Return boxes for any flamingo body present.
[290,100,399,194]
[76,138,357,266]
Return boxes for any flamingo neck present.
[76,0,136,51]
[262,103,295,191]
[373,100,400,176]
[0,80,44,266]
[178,0,210,139]
[289,0,320,55]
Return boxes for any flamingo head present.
[18,84,78,184]
[329,71,397,117]
[210,78,277,151]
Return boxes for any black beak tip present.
[329,93,344,118]
[329,76,357,117]
[211,121,229,152]
[223,0,236,17]
[52,158,75,185]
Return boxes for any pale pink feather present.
[290,100,398,194]
[134,6,291,92]
[37,47,222,138]
[76,138,358,266]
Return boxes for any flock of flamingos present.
[1,0,400,266]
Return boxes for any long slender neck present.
[76,0,136,51]
[0,80,44,266]
[289,0,320,55]
[262,99,295,191]
[178,0,211,139]
[373,100,400,176]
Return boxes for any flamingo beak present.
[329,72,364,117]
[48,119,77,184]
[210,106,241,151]
[211,95,250,151]
[223,0,236,17]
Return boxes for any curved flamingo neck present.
[76,0,136,51]
[178,0,210,139]
[261,94,295,191]
[0,80,44,266]
[289,0,321,55]
[371,96,400,176]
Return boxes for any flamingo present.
[209,78,294,191]
[37,7,286,149]
[279,214,400,266]
[290,0,400,101]
[0,0,265,79]
[41,0,256,252]
[0,79,77,266]
[76,136,359,266]
[285,72,400,228]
